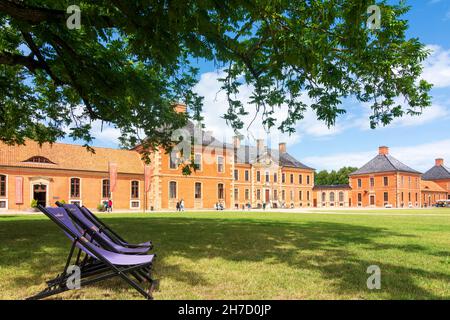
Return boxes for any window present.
[23,156,55,164]
[245,189,250,201]
[194,153,202,171]
[70,178,80,198]
[0,175,6,197]
[290,174,294,184]
[370,195,375,206]
[234,188,239,201]
[195,182,202,199]
[358,193,362,205]
[383,176,389,187]
[169,151,178,169]
[307,191,310,201]
[217,156,224,173]
[408,177,411,188]
[218,183,224,199]
[102,179,110,198]
[299,175,303,184]
[408,192,411,202]
[290,190,294,201]
[265,171,270,183]
[273,173,278,183]
[321,192,326,202]
[282,173,286,183]
[282,190,286,201]
[131,181,139,199]
[339,192,344,202]
[370,177,374,188]
[273,190,278,200]
[169,181,177,199]
[415,193,418,202]
[307,175,310,185]
[330,192,335,202]
[384,192,389,203]
[299,191,303,201]
[130,201,140,208]
[256,171,261,182]
[256,189,261,200]
[357,179,362,188]
[234,169,239,181]
[244,170,249,181]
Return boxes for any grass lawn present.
[0,209,449,300]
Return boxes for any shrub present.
[97,203,105,212]
[30,199,38,208]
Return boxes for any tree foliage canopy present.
[0,0,432,153]
[315,167,358,185]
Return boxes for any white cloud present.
[422,45,450,88]
[193,71,354,146]
[304,139,450,172]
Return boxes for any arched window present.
[102,179,110,198]
[0,175,6,197]
[70,178,80,198]
[339,191,344,202]
[131,181,139,199]
[321,192,326,202]
[330,192,335,202]
[23,156,55,164]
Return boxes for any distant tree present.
[315,167,358,185]
[0,0,432,156]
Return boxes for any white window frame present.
[69,177,82,202]
[0,199,8,210]
[130,180,140,199]
[130,200,141,209]
[101,179,111,199]
[194,153,202,171]
[169,181,178,199]
[194,182,202,200]
[0,174,8,210]
[217,156,224,173]
[69,199,83,206]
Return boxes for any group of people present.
[103,199,113,212]
[175,199,185,212]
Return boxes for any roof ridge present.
[383,154,399,171]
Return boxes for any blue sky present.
[62,0,450,172]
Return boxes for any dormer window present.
[23,156,55,164]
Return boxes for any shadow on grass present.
[0,216,448,299]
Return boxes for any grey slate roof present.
[349,154,421,176]
[422,165,450,180]
[234,145,314,170]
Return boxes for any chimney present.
[233,136,241,149]
[173,103,187,114]
[256,139,265,155]
[279,142,286,154]
[379,146,389,155]
[435,158,444,167]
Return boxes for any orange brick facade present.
[349,172,421,208]
[0,126,448,212]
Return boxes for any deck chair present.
[75,203,151,249]
[28,206,159,300]
[56,202,150,255]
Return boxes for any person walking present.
[176,201,180,212]
[107,199,113,212]
[180,199,185,212]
